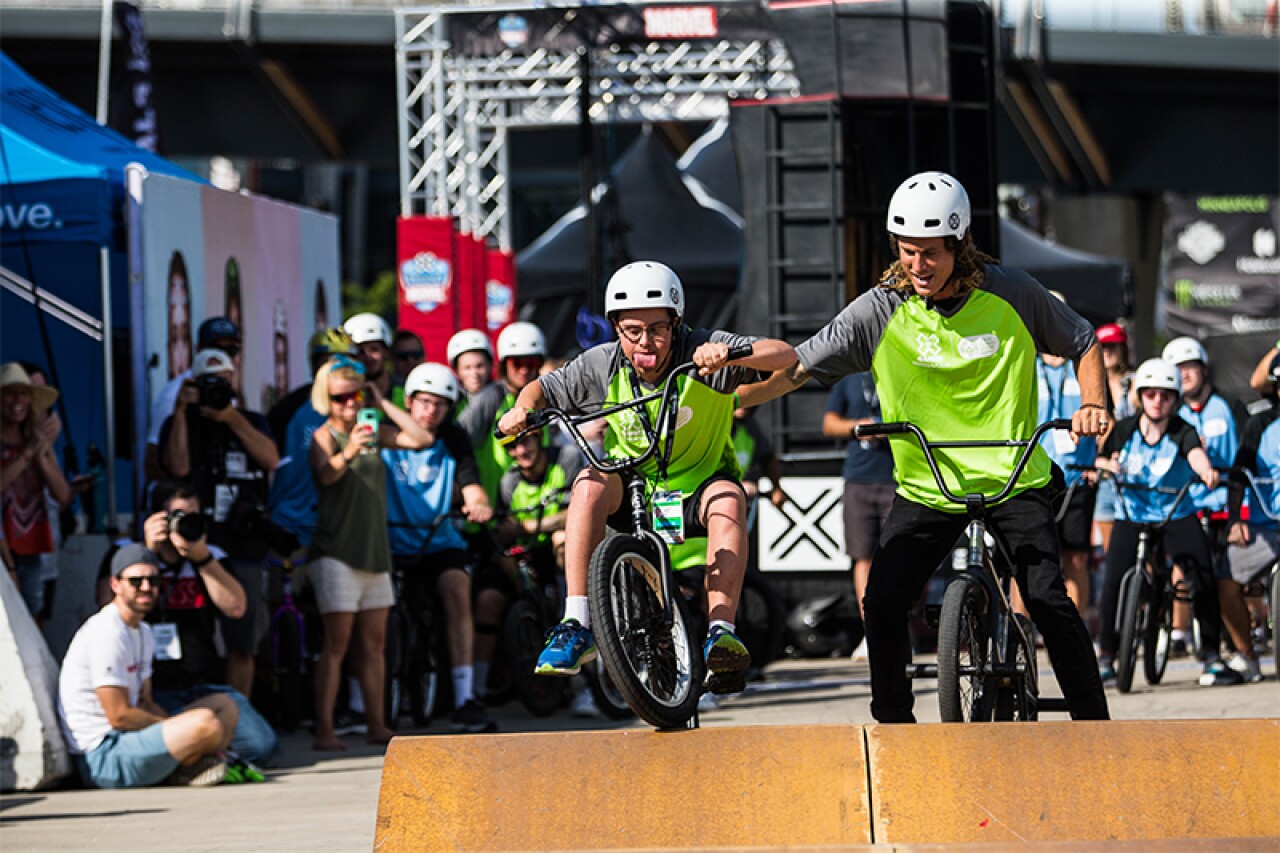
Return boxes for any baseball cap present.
[192,348,235,378]
[197,317,241,348]
[111,543,163,578]
[1096,323,1128,345]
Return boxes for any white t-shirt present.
[148,372,190,446]
[57,603,155,754]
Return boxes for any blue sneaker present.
[703,626,751,695]
[535,619,597,676]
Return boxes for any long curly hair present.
[878,234,996,298]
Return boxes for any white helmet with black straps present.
[1134,358,1181,394]
[496,322,546,361]
[343,312,392,347]
[604,261,684,319]
[405,362,458,403]
[1161,336,1208,367]
[447,329,493,366]
[886,171,971,240]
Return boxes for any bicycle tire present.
[588,533,703,729]
[583,661,636,720]
[1143,580,1173,686]
[383,607,409,731]
[994,614,1039,721]
[1115,567,1144,694]
[936,575,993,723]
[736,567,786,671]
[504,598,565,717]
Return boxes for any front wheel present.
[588,534,703,729]
[1115,567,1145,694]
[936,576,993,723]
[1143,579,1173,686]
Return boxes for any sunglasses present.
[616,321,673,343]
[393,349,424,361]
[330,390,364,405]
[121,574,160,589]
[508,356,543,371]
[329,354,366,375]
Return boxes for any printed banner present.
[1163,194,1280,339]
[484,246,516,353]
[110,1,159,152]
[397,216,457,364]
[757,477,847,572]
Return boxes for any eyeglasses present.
[121,574,160,589]
[507,356,543,371]
[616,321,673,343]
[393,349,424,361]
[330,390,364,405]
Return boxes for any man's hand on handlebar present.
[1070,404,1110,441]
[1228,520,1252,548]
[497,405,532,438]
[693,341,733,376]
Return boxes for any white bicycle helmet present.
[344,312,393,347]
[886,171,971,240]
[496,321,546,361]
[446,329,493,365]
[1134,358,1182,394]
[604,261,684,319]
[1161,336,1208,367]
[405,362,458,403]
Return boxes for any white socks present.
[452,666,474,708]
[565,596,590,628]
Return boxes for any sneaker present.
[1169,631,1191,658]
[850,637,869,662]
[1226,652,1264,684]
[332,710,367,737]
[534,619,597,676]
[450,699,498,734]
[222,755,266,784]
[570,689,603,719]
[697,691,721,712]
[703,625,751,695]
[1097,655,1116,682]
[1198,659,1245,687]
[166,754,226,787]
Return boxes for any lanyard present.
[626,365,675,485]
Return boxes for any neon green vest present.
[732,423,757,475]
[872,290,1052,511]
[475,390,517,503]
[509,461,570,546]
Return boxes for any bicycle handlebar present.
[493,342,756,476]
[1222,466,1279,523]
[854,418,1072,507]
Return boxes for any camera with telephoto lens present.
[194,373,234,410]
[167,509,208,541]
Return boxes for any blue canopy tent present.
[0,52,201,526]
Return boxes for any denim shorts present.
[80,725,178,789]
[153,684,281,767]
[1093,476,1120,523]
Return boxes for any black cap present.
[197,316,241,348]
[111,543,163,578]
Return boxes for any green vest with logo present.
[509,460,570,546]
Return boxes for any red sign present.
[484,247,516,351]
[396,216,456,363]
[644,6,718,39]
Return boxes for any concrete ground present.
[3,652,1275,852]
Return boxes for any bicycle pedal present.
[704,671,747,695]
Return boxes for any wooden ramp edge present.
[373,725,871,851]
[867,718,1280,844]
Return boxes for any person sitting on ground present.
[383,363,496,734]
[308,355,432,751]
[1094,358,1243,687]
[1,362,72,618]
[134,480,281,768]
[497,261,795,695]
[58,544,238,788]
[1222,353,1280,684]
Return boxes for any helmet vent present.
[645,289,662,299]
[924,218,940,228]
[892,215,905,226]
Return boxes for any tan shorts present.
[308,557,395,614]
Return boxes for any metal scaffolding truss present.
[395,3,798,250]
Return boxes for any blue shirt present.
[1036,358,1096,486]
[1178,393,1241,513]
[383,424,474,557]
[825,373,894,485]
[267,402,325,547]
[1234,409,1280,530]
[1102,415,1202,524]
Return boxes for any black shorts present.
[218,558,269,655]
[392,548,470,583]
[1054,482,1097,552]
[606,472,745,539]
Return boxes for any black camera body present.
[194,373,234,410]
[167,509,208,541]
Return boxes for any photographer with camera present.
[137,480,279,771]
[159,349,282,701]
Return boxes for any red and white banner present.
[397,216,457,364]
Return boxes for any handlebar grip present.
[855,421,909,439]
[727,342,754,361]
[1047,418,1073,431]
[493,409,549,446]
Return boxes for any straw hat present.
[0,363,59,415]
